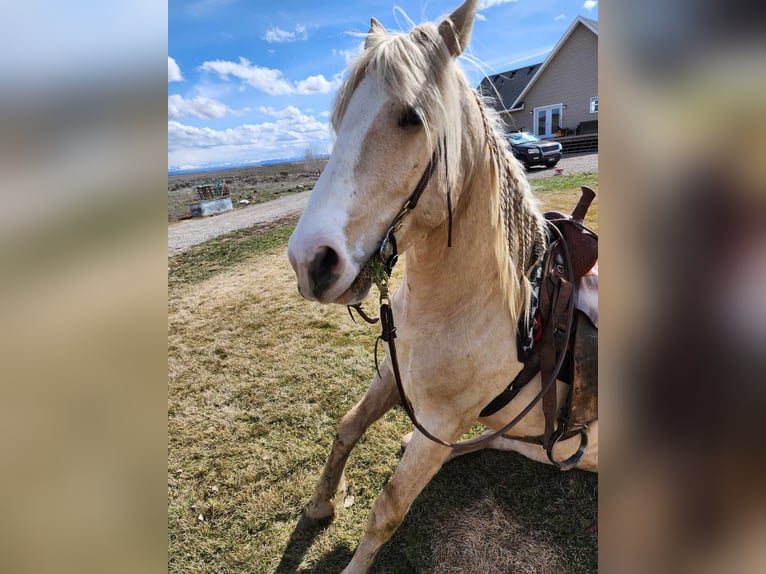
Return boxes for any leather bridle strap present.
[379,147,439,275]
[347,148,439,325]
[405,147,437,211]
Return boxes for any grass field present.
[168,176,598,573]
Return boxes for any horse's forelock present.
[331,21,466,212]
[332,23,454,132]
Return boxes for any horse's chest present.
[393,310,516,400]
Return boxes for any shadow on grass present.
[372,450,598,573]
[277,452,596,574]
[301,544,355,573]
[275,515,334,574]
[275,515,354,574]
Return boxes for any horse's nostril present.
[320,246,339,271]
[308,246,343,298]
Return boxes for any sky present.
[168,0,599,172]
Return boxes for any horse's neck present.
[402,140,514,320]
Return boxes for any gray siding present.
[505,23,598,134]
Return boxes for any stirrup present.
[546,427,588,471]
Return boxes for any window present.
[590,96,598,114]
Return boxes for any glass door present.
[534,104,563,138]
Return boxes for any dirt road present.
[168,190,311,256]
[167,152,598,256]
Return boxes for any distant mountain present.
[168,155,329,176]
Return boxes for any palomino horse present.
[287,0,598,571]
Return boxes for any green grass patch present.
[532,173,599,232]
[169,223,294,289]
[529,171,598,193]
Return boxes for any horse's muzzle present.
[287,234,356,303]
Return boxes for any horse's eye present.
[398,107,421,128]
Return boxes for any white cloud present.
[295,74,340,95]
[263,24,308,43]
[478,0,520,9]
[200,58,293,95]
[583,1,598,11]
[199,57,341,96]
[475,13,487,22]
[554,13,566,21]
[257,105,304,120]
[333,42,365,66]
[168,57,183,83]
[168,94,236,119]
[167,107,333,169]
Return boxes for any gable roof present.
[509,16,598,109]
[477,63,543,113]
[580,16,598,32]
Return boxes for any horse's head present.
[288,0,479,304]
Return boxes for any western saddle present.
[481,186,598,470]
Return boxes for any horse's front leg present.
[304,365,399,521]
[342,423,459,574]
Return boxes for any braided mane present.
[473,91,547,318]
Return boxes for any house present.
[478,16,598,140]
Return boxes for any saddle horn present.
[544,186,598,279]
[571,185,596,223]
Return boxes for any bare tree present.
[304,147,320,173]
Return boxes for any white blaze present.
[288,76,387,301]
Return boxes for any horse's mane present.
[334,20,547,321]
[474,93,548,318]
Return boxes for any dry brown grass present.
[169,240,408,572]
[168,180,598,573]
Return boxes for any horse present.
[286,1,598,571]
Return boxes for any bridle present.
[378,146,440,277]
[348,138,587,466]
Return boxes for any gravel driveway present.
[525,152,598,180]
[168,152,597,256]
[168,191,311,256]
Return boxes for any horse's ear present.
[439,0,479,57]
[365,17,385,49]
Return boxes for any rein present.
[348,143,587,464]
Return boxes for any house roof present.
[580,16,598,32]
[510,16,598,109]
[477,63,543,113]
[478,16,599,113]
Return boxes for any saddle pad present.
[575,263,598,328]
